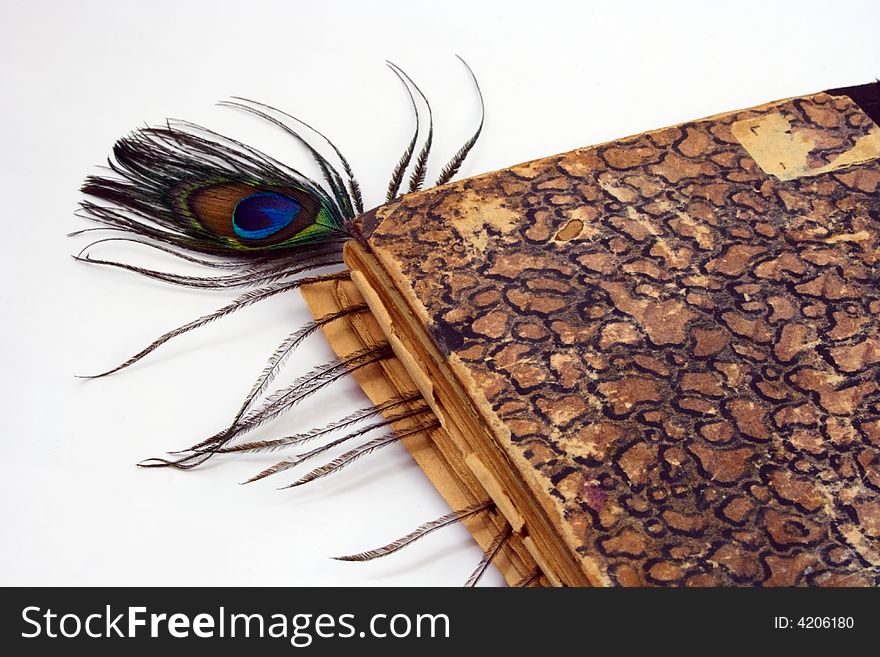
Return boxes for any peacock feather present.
[74,60,484,481]
[78,113,354,280]
[77,60,480,286]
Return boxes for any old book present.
[301,84,880,586]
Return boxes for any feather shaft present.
[384,63,421,202]
[242,405,432,484]
[333,500,494,562]
[79,271,350,379]
[435,56,485,186]
[281,420,440,488]
[139,344,393,469]
[464,525,512,587]
[214,392,424,455]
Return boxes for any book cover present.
[306,87,880,586]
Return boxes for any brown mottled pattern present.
[368,93,880,586]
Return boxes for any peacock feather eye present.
[232,191,302,240]
[183,181,326,249]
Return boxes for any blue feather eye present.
[182,182,331,250]
[232,191,302,240]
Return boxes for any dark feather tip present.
[137,456,198,469]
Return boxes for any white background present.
[1,0,878,586]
